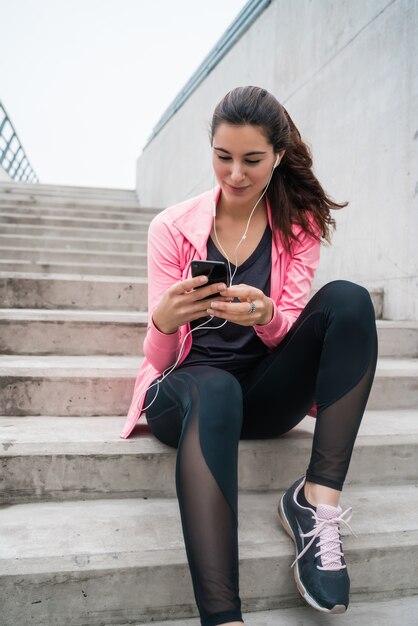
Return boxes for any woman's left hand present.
[206,283,274,326]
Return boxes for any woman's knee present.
[318,280,376,323]
[188,366,243,433]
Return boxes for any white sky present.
[0,0,248,189]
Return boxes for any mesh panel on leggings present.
[306,325,378,490]
[175,377,243,626]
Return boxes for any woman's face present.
[211,123,283,210]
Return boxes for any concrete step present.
[138,596,418,626]
[1,410,417,504]
[0,309,148,355]
[0,258,147,277]
[0,272,147,310]
[0,194,143,211]
[0,184,152,210]
[0,243,147,266]
[374,320,418,357]
[0,181,142,199]
[0,211,152,230]
[0,354,416,417]
[0,484,417,625]
[0,354,143,417]
[0,203,158,220]
[0,222,148,241]
[0,312,416,357]
[0,233,147,253]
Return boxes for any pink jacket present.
[121,184,321,439]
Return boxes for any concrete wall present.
[136,0,418,320]
[0,165,12,182]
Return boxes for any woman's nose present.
[230,163,246,182]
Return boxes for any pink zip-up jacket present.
[121,184,321,438]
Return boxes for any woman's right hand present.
[152,275,233,334]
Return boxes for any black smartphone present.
[191,260,229,300]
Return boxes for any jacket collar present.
[172,183,284,255]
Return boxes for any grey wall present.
[136,0,417,320]
[0,165,12,182]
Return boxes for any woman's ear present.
[274,150,286,168]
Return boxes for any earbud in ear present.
[274,155,280,168]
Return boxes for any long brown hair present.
[208,86,347,255]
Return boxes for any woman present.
[121,86,378,625]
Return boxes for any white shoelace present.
[291,506,357,571]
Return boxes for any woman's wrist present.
[258,297,274,325]
[152,309,178,335]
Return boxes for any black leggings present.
[144,280,378,626]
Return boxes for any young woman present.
[121,86,378,625]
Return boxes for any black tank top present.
[176,222,272,381]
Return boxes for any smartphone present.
[191,260,229,300]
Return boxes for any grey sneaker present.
[278,475,355,613]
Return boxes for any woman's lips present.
[226,183,250,193]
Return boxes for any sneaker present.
[278,475,355,614]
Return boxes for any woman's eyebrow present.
[213,146,267,156]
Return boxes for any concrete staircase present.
[0,181,417,626]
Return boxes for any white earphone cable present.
[135,155,280,414]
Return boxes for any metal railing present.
[0,100,39,182]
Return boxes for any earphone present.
[135,154,281,414]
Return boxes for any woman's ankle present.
[304,481,341,507]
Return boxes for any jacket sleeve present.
[143,215,185,372]
[253,222,321,350]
